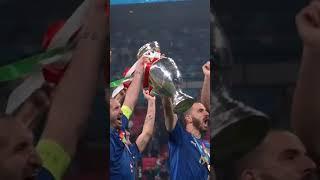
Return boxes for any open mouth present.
[117,116,122,125]
[203,117,209,127]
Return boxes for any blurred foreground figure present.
[211,11,269,178]
[212,1,320,179]
[0,0,108,179]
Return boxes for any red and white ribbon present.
[111,50,161,98]
[6,0,90,114]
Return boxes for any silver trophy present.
[137,41,194,113]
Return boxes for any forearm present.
[136,99,156,152]
[123,62,144,110]
[162,97,176,131]
[291,47,320,161]
[42,6,107,157]
[201,74,211,110]
[141,100,156,136]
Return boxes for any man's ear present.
[185,114,192,124]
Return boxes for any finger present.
[45,83,56,93]
[300,5,319,27]
[144,89,150,96]
[311,0,320,26]
[202,65,206,70]
[32,90,51,108]
[40,83,55,97]
[309,4,320,26]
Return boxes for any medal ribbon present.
[192,136,210,170]
[118,129,135,156]
[118,129,136,172]
[110,76,132,88]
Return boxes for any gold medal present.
[199,156,205,165]
[199,156,203,165]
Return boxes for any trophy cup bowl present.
[148,57,195,113]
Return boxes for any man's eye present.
[286,154,296,160]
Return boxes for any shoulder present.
[170,121,186,134]
[37,167,55,180]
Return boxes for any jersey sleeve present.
[36,139,71,180]
[121,105,133,120]
[36,167,55,180]
[168,121,185,145]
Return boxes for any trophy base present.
[173,95,195,113]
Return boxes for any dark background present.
[0,0,210,179]
[213,0,308,128]
[0,0,106,179]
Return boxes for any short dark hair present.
[224,128,290,180]
[180,102,199,127]
[183,105,193,118]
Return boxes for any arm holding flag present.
[121,56,146,119]
[37,1,108,179]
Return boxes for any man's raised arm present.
[162,96,177,132]
[40,0,107,157]
[201,61,210,110]
[292,0,320,162]
[122,57,146,111]
[136,90,156,152]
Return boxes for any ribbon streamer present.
[110,76,132,88]
[0,47,66,82]
[111,51,161,93]
[5,0,90,114]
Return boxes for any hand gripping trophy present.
[111,41,194,113]
[138,41,194,113]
